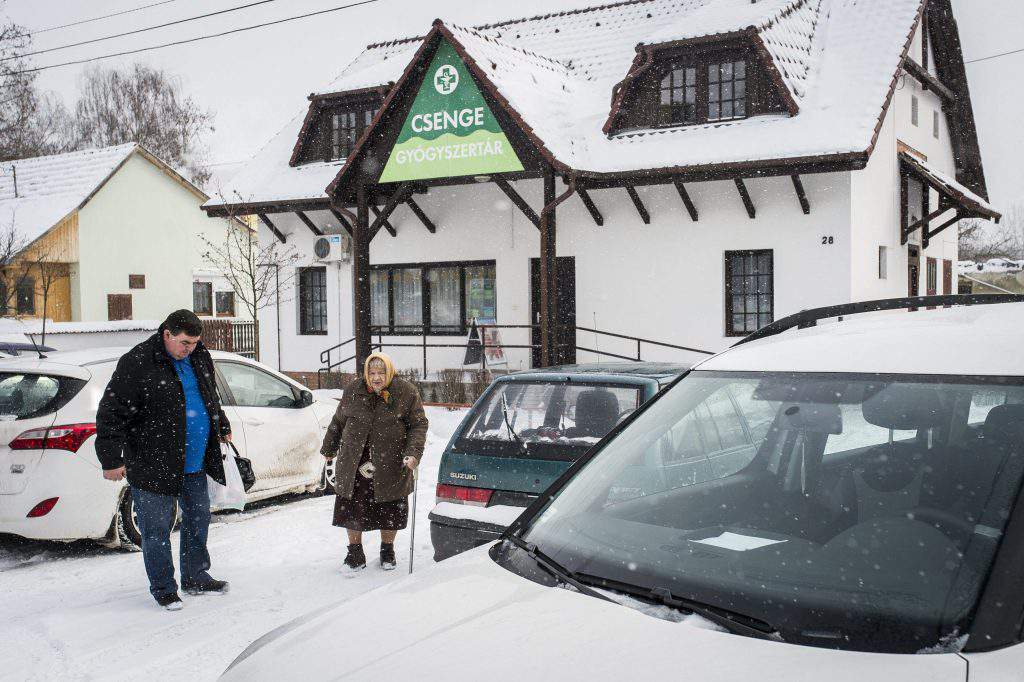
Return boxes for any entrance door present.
[908,245,921,297]
[530,257,576,368]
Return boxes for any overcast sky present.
[5,0,1023,209]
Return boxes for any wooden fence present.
[201,320,257,358]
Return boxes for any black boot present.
[380,542,397,571]
[344,544,366,572]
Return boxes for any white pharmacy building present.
[204,0,1000,382]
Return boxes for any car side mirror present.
[297,390,314,408]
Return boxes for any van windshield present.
[458,381,642,461]
[516,370,1024,653]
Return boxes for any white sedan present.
[0,347,335,550]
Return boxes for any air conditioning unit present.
[313,234,350,262]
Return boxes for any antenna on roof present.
[26,330,46,359]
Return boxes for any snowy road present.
[0,407,468,682]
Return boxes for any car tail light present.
[10,423,97,453]
[436,483,493,507]
[27,497,59,518]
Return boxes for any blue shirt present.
[172,356,211,474]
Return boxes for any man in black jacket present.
[96,309,233,610]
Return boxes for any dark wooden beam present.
[904,205,951,242]
[735,178,756,219]
[329,208,353,237]
[494,177,541,230]
[576,188,604,227]
[924,211,962,244]
[539,171,557,366]
[258,213,286,244]
[672,179,698,222]
[902,57,956,104]
[791,175,811,215]
[295,211,323,236]
[625,185,650,224]
[405,197,436,234]
[370,205,397,237]
[353,185,371,367]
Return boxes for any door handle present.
[244,418,264,427]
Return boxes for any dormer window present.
[328,105,378,161]
[656,57,748,126]
[610,39,792,135]
[293,92,384,165]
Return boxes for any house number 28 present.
[821,236,835,245]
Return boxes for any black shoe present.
[155,593,183,611]
[380,543,396,571]
[344,544,366,572]
[183,578,230,595]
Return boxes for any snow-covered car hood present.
[222,545,968,681]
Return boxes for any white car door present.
[215,360,320,493]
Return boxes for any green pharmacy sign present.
[379,40,524,183]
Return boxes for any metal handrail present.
[317,323,712,384]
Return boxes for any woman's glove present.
[402,456,419,471]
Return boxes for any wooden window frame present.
[370,260,496,337]
[724,250,774,337]
[323,100,380,162]
[128,274,145,290]
[215,291,236,318]
[298,267,328,335]
[192,281,213,316]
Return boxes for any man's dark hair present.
[163,309,203,337]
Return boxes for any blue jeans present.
[132,473,213,598]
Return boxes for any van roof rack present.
[734,294,1024,347]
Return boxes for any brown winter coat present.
[320,376,428,502]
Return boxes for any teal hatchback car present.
[429,363,688,560]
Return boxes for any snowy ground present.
[0,406,468,682]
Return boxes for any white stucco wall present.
[266,171,853,375]
[850,28,960,303]
[76,152,250,323]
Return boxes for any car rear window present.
[0,373,86,420]
[457,381,642,461]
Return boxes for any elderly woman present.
[321,352,428,571]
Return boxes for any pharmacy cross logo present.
[434,64,459,94]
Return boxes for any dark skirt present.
[333,451,408,531]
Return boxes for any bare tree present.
[33,258,68,346]
[198,211,300,361]
[0,220,37,317]
[73,64,214,187]
[0,23,74,160]
[960,204,1024,262]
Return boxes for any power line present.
[27,0,182,37]
[14,0,383,75]
[13,0,287,61]
[965,46,1024,65]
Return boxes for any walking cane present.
[408,465,419,575]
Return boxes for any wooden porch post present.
[539,170,558,367]
[352,185,372,371]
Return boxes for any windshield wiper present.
[500,392,526,449]
[578,576,782,641]
[641,584,780,641]
[504,535,614,604]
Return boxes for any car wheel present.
[322,458,337,496]
[116,488,178,552]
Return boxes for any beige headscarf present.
[363,351,396,393]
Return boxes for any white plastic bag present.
[208,454,247,511]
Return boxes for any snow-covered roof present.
[0,144,137,245]
[208,0,929,209]
[900,152,1000,219]
[697,302,1024,376]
